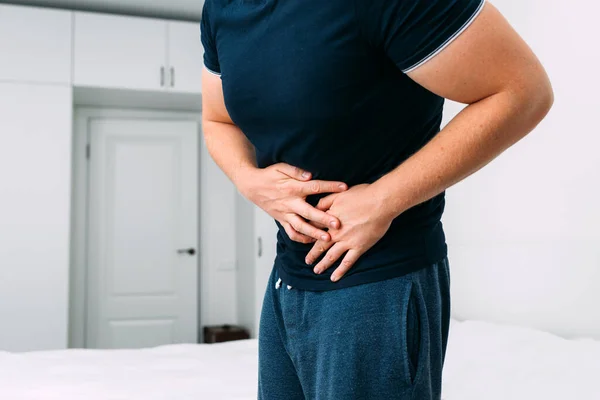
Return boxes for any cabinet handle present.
[160,66,165,87]
[170,67,175,87]
[258,237,262,257]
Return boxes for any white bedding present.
[443,320,600,399]
[1,319,599,399]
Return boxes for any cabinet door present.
[74,12,167,91]
[168,21,203,94]
[254,208,278,336]
[0,83,72,351]
[0,5,72,84]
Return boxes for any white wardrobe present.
[0,5,73,352]
[0,3,245,352]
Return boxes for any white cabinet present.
[0,5,72,84]
[253,208,278,336]
[168,21,203,94]
[74,13,203,94]
[0,83,72,352]
[74,13,167,91]
[235,198,278,338]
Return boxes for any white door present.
[0,5,72,84]
[167,21,203,94]
[74,12,167,91]
[0,83,72,352]
[86,119,199,349]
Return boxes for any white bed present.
[1,319,599,400]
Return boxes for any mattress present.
[0,319,598,399]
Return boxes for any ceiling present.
[5,0,205,21]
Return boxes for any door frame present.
[70,107,202,348]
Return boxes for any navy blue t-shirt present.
[202,0,486,291]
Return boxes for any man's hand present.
[305,184,395,281]
[240,163,348,244]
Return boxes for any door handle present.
[177,248,196,256]
[170,67,175,87]
[160,66,165,87]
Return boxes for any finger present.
[305,239,334,266]
[296,180,347,197]
[309,221,328,229]
[313,243,348,275]
[275,163,312,181]
[292,199,341,229]
[330,249,362,282]
[281,221,315,244]
[286,214,331,242]
[316,193,338,211]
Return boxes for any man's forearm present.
[202,119,257,195]
[371,87,553,219]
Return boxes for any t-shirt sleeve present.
[356,0,486,73]
[200,1,221,75]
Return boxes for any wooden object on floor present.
[203,325,250,344]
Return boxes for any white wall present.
[444,0,600,338]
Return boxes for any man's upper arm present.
[201,1,233,125]
[202,67,234,125]
[406,3,552,105]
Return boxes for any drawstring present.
[274,278,292,290]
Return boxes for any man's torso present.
[206,0,448,290]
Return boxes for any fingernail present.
[339,183,346,189]
[314,268,321,274]
[331,274,339,282]
[306,258,313,265]
[302,171,310,179]
[321,234,329,241]
[329,220,338,228]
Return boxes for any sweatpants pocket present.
[402,282,422,385]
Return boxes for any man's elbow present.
[534,79,554,121]
[518,73,554,126]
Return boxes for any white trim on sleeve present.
[204,64,222,77]
[402,0,486,74]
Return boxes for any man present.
[201,0,553,398]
